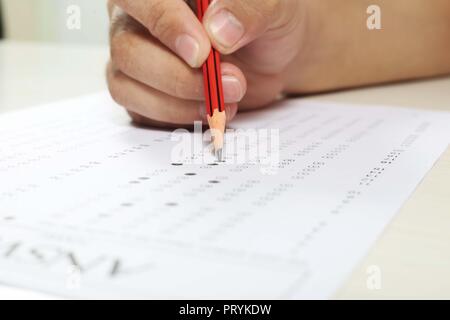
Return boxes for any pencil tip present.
[216,148,223,162]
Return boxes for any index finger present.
[111,0,211,68]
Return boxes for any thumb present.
[202,0,289,54]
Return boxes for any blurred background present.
[0,0,111,111]
[0,0,109,44]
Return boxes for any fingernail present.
[207,10,244,48]
[222,75,243,103]
[175,34,200,67]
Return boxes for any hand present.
[106,0,304,127]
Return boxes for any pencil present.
[196,0,226,161]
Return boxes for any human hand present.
[106,0,304,127]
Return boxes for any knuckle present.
[109,32,122,63]
[145,0,174,40]
[109,5,126,32]
[109,12,128,60]
[110,14,146,72]
[110,31,134,73]
[107,66,126,107]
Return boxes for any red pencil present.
[196,0,226,160]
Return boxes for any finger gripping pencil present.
[196,0,226,160]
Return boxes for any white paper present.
[0,92,448,299]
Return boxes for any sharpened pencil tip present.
[216,148,223,162]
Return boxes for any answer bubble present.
[121,202,134,207]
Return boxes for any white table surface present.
[1,40,449,299]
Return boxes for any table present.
[1,40,449,299]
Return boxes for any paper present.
[0,92,448,299]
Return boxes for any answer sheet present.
[0,93,449,299]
